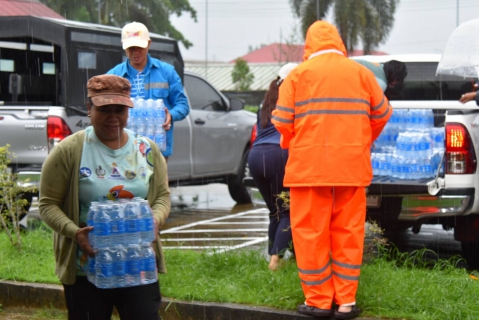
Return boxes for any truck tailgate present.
[368,176,431,195]
[0,107,49,165]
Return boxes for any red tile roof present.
[233,43,388,64]
[234,43,304,64]
[1,0,64,19]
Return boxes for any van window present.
[0,59,14,72]
[43,63,55,75]
[0,44,60,105]
[78,52,96,69]
[391,62,473,101]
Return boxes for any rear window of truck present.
[392,62,474,101]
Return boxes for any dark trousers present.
[63,276,161,320]
[248,143,292,256]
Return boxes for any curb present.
[0,280,308,319]
[0,280,373,319]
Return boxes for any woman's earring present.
[87,114,91,118]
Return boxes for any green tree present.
[40,0,197,48]
[289,0,399,54]
[231,58,255,91]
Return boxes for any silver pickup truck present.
[0,16,256,206]
[353,54,479,268]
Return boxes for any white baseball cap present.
[121,22,151,49]
[278,63,299,80]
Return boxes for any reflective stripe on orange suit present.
[271,21,391,308]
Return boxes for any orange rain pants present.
[290,186,366,309]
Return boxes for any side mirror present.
[229,97,245,111]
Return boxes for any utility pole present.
[456,0,459,27]
[316,0,320,20]
[205,0,208,80]
[98,0,101,24]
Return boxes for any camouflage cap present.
[87,74,134,108]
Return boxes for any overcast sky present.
[170,0,479,63]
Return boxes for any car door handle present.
[194,118,206,125]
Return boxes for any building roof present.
[0,0,64,19]
[234,42,388,64]
[235,43,303,64]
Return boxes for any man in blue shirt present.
[108,22,189,160]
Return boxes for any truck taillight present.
[445,123,476,174]
[47,116,72,152]
[250,124,257,148]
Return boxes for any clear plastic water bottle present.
[384,153,392,177]
[111,245,127,288]
[140,242,158,285]
[137,200,156,243]
[405,109,412,127]
[403,133,412,159]
[145,99,155,122]
[126,244,142,287]
[136,98,146,120]
[410,158,419,179]
[411,133,420,159]
[87,202,99,248]
[422,158,433,178]
[371,153,379,176]
[425,109,434,128]
[410,109,420,129]
[154,126,167,152]
[146,123,155,141]
[95,248,113,288]
[87,255,96,285]
[124,202,140,245]
[390,109,400,128]
[94,204,111,249]
[390,155,399,178]
[154,99,166,125]
[398,109,407,128]
[109,203,125,245]
[417,133,428,159]
[136,118,146,137]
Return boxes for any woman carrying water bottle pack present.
[39,74,170,320]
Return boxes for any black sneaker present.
[297,304,333,317]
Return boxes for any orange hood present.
[303,21,347,61]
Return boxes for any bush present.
[0,144,37,249]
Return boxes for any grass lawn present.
[2,225,479,319]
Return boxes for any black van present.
[0,15,183,115]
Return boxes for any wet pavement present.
[26,183,462,260]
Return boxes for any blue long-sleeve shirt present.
[108,54,189,157]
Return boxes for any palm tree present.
[290,0,399,54]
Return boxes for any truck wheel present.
[227,149,252,204]
[367,197,409,235]
[461,241,479,270]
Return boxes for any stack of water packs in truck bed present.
[371,109,445,179]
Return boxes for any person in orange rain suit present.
[272,20,391,320]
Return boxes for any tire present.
[367,197,410,235]
[227,149,252,204]
[461,241,479,271]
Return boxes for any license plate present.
[366,195,381,208]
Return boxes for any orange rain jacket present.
[272,21,391,187]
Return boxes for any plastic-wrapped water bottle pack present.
[127,98,167,152]
[86,198,158,289]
